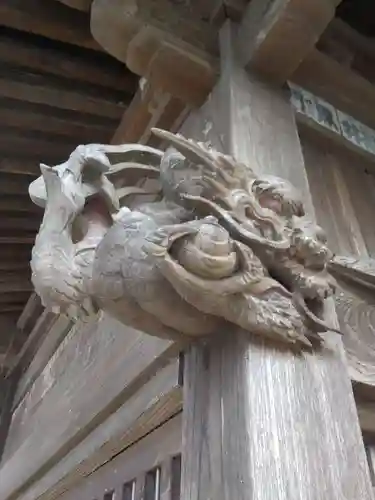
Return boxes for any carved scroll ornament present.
[29,129,339,347]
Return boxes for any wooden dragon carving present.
[29,129,341,348]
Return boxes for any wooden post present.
[180,22,374,500]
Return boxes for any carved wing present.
[29,143,164,210]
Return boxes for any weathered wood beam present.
[56,0,93,11]
[0,263,30,273]
[18,406,182,500]
[0,276,31,288]
[235,0,342,83]
[322,19,375,64]
[11,362,181,500]
[0,174,36,196]
[91,0,217,68]
[0,133,74,164]
[358,401,375,435]
[0,305,25,314]
[0,158,42,176]
[180,21,373,500]
[0,0,99,49]
[0,371,20,461]
[0,236,34,244]
[8,309,56,380]
[0,314,181,500]
[0,215,41,231]
[0,281,33,293]
[0,74,126,120]
[91,0,218,107]
[12,315,73,411]
[0,30,137,93]
[99,0,346,146]
[292,49,375,131]
[210,0,248,25]
[0,293,31,305]
[0,105,116,145]
[112,82,187,145]
[0,247,32,263]
[290,84,375,163]
[0,196,41,213]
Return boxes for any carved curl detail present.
[29,129,340,347]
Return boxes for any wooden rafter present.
[236,0,342,83]
[0,0,99,49]
[0,28,137,93]
[0,105,115,146]
[0,74,126,120]
[293,49,375,130]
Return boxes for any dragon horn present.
[151,128,216,169]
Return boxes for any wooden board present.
[0,30,136,93]
[0,313,179,500]
[57,414,182,500]
[293,49,375,131]
[18,364,181,500]
[0,75,126,120]
[12,316,73,413]
[0,105,115,145]
[0,0,99,49]
[236,0,341,83]
[112,83,187,146]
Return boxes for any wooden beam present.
[0,132,74,164]
[0,196,41,213]
[19,404,182,500]
[12,315,73,411]
[91,0,217,68]
[0,30,137,94]
[0,372,19,461]
[357,401,375,435]
[9,309,56,379]
[180,21,373,500]
[0,174,36,196]
[322,19,375,64]
[0,305,25,314]
[0,281,33,293]
[0,236,34,244]
[0,314,180,500]
[0,293,31,305]
[0,262,30,272]
[236,0,342,83]
[112,82,187,145]
[0,159,41,176]
[0,106,115,144]
[0,272,31,284]
[0,216,41,232]
[0,0,99,50]
[210,0,248,25]
[91,1,217,107]
[290,83,375,162]
[0,74,126,120]
[0,248,32,263]
[56,0,92,11]
[292,49,375,131]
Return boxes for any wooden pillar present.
[180,22,374,500]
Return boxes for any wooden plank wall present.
[59,414,182,500]
[301,127,375,395]
[300,128,375,257]
[0,313,181,500]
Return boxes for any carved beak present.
[29,163,68,208]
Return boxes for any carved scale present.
[29,129,371,348]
